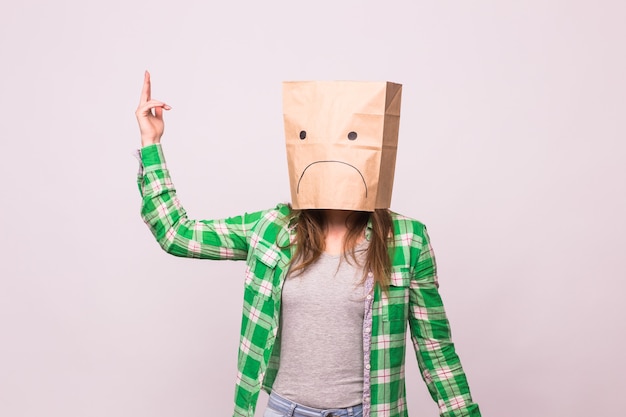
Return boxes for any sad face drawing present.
[283,81,402,211]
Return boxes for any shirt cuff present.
[138,143,167,173]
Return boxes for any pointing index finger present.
[140,70,151,104]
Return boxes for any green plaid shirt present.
[137,144,481,417]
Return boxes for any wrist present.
[141,137,161,148]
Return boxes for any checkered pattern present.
[137,144,481,417]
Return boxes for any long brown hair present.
[288,208,394,288]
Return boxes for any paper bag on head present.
[283,81,402,212]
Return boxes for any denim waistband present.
[267,392,363,417]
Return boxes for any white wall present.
[1,1,624,416]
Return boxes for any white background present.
[1,1,625,416]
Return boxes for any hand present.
[135,71,171,147]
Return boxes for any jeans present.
[263,392,363,417]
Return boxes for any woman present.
[135,71,481,417]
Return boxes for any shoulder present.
[388,211,436,272]
[249,203,293,241]
[389,211,429,244]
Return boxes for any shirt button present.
[365,364,371,370]
[366,294,372,300]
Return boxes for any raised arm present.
[138,144,269,259]
[134,72,261,260]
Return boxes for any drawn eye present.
[348,131,358,140]
[299,130,307,140]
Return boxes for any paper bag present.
[283,81,402,211]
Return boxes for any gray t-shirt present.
[272,242,367,408]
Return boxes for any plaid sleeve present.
[409,226,481,417]
[137,144,264,260]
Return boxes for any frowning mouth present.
[296,160,368,197]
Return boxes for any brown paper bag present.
[283,81,402,211]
